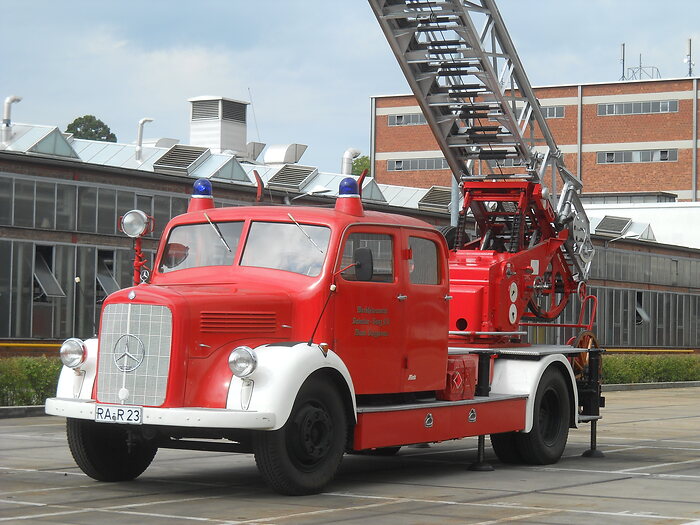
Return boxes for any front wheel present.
[253,377,347,495]
[516,367,571,464]
[66,418,157,481]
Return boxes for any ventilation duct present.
[263,144,307,164]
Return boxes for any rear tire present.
[66,418,157,481]
[516,368,570,464]
[254,377,347,495]
[489,432,523,464]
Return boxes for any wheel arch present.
[227,343,356,431]
[491,354,578,433]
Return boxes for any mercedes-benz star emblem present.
[113,334,145,372]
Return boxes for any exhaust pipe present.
[341,148,361,175]
[2,95,22,143]
[135,117,154,162]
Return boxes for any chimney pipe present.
[135,117,154,162]
[2,95,22,143]
[341,148,361,175]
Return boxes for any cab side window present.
[408,236,439,285]
[341,232,394,282]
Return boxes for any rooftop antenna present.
[626,53,661,80]
[620,43,626,80]
[247,87,261,142]
[684,38,694,77]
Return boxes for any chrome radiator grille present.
[97,303,172,406]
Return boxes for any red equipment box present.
[436,354,478,401]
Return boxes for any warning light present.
[193,178,212,197]
[338,177,359,196]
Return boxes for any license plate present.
[95,404,143,425]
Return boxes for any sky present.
[4,1,700,173]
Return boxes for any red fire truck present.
[46,0,604,496]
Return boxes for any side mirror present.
[353,247,373,282]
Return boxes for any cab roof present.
[168,203,436,231]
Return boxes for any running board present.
[354,394,527,450]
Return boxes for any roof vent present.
[153,145,211,176]
[418,186,452,212]
[188,96,248,154]
[595,215,632,236]
[267,165,317,191]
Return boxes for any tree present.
[66,115,117,142]
[352,155,370,176]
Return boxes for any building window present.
[542,105,565,119]
[388,113,427,126]
[596,149,678,164]
[597,100,678,116]
[490,158,524,168]
[387,158,449,171]
[33,246,66,300]
[96,250,121,303]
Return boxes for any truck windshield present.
[240,221,331,276]
[159,221,244,273]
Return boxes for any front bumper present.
[45,398,276,429]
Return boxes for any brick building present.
[370,77,700,200]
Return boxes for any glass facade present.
[1,170,699,348]
[528,243,700,348]
[0,171,200,340]
[0,172,188,239]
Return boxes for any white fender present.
[55,338,99,400]
[226,342,356,431]
[490,354,578,433]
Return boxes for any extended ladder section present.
[369,0,594,280]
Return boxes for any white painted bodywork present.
[226,342,357,431]
[490,354,578,433]
[48,341,356,433]
[55,337,98,400]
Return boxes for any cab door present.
[332,226,405,394]
[398,230,450,392]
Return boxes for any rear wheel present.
[66,418,157,481]
[516,368,570,464]
[254,377,347,495]
[489,432,523,464]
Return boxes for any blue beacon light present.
[193,178,213,197]
[338,177,359,196]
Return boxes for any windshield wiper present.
[287,213,324,254]
[204,212,232,252]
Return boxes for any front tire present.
[253,377,347,495]
[66,418,157,481]
[516,367,570,464]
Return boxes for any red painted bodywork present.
[353,397,527,450]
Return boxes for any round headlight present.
[228,346,257,378]
[60,338,86,369]
[120,209,149,238]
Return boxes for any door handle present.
[397,294,408,301]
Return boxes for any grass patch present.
[0,356,62,406]
[603,354,700,384]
